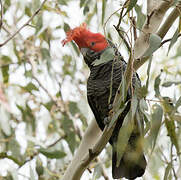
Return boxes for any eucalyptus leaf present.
[58,0,68,5]
[167,28,179,55]
[162,81,181,87]
[116,111,134,166]
[154,73,161,97]
[135,5,146,29]
[2,65,9,84]
[147,104,163,150]
[62,115,79,153]
[92,47,115,66]
[35,15,43,34]
[143,34,162,57]
[41,48,51,61]
[165,117,179,155]
[39,148,66,159]
[23,82,39,92]
[80,0,87,7]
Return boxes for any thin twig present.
[116,0,129,29]
[103,7,122,36]
[130,16,137,41]
[160,33,181,46]
[32,74,57,103]
[0,0,47,47]
[0,0,3,29]
[113,25,131,53]
[47,135,66,148]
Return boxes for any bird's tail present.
[112,133,147,179]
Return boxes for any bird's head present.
[62,23,108,53]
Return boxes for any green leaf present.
[58,0,68,5]
[43,101,54,111]
[162,97,174,114]
[167,28,179,55]
[1,56,12,64]
[39,148,66,159]
[102,0,106,24]
[2,65,9,84]
[146,57,153,89]
[165,117,179,154]
[23,82,39,92]
[8,139,21,158]
[92,47,115,66]
[4,0,11,13]
[124,0,138,17]
[175,96,181,110]
[80,0,87,7]
[147,104,163,150]
[25,6,32,17]
[64,23,70,32]
[41,48,51,61]
[69,101,80,116]
[13,41,21,62]
[154,73,161,97]
[16,104,36,133]
[162,81,181,87]
[62,115,79,153]
[25,70,33,78]
[116,111,134,166]
[36,158,44,176]
[139,98,148,112]
[143,34,162,57]
[108,104,127,129]
[1,56,12,83]
[134,5,146,29]
[35,15,43,34]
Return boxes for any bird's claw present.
[104,116,110,125]
[108,104,113,110]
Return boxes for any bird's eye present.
[90,42,95,46]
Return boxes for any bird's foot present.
[104,116,111,125]
[108,103,113,110]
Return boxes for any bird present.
[62,23,147,179]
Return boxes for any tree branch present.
[147,0,160,15]
[0,0,3,29]
[0,0,47,47]
[134,0,173,59]
[157,3,181,39]
[62,119,102,180]
[133,1,181,71]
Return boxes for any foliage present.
[0,0,181,180]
